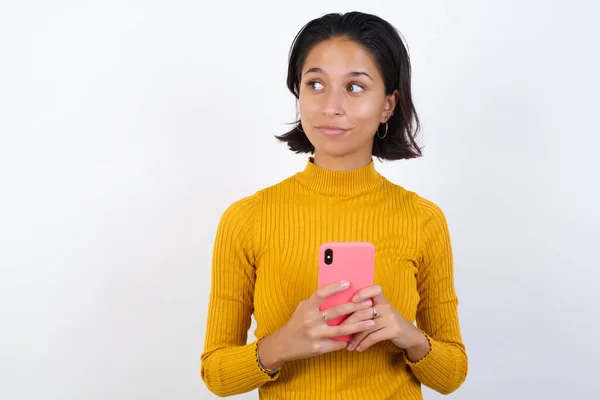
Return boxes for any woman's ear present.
[381,90,399,123]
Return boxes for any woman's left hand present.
[342,285,430,358]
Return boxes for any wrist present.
[404,330,430,362]
[257,331,287,370]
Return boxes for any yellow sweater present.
[201,157,468,399]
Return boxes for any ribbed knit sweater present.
[201,157,468,399]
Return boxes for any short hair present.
[275,11,423,161]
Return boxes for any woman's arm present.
[200,194,278,397]
[407,196,468,395]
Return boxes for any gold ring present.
[372,307,378,319]
[322,311,329,322]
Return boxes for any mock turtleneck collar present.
[294,157,383,197]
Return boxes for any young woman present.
[201,11,468,399]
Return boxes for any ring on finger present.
[322,311,329,322]
[372,307,379,319]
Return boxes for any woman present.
[201,11,468,399]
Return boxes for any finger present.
[352,285,386,304]
[355,328,390,352]
[308,281,350,308]
[347,329,370,351]
[323,299,372,320]
[327,319,375,339]
[321,339,350,354]
[340,308,375,325]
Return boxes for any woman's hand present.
[342,285,430,361]
[258,281,376,369]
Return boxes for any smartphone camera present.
[324,248,334,265]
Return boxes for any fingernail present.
[352,296,359,302]
[366,320,376,328]
[347,343,354,351]
[340,281,350,288]
[356,345,362,351]
[362,300,372,307]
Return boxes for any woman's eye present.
[348,83,364,93]
[310,81,324,90]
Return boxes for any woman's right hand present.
[257,281,375,369]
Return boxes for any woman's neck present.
[312,150,373,172]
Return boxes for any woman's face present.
[298,37,397,162]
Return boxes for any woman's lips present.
[316,126,349,136]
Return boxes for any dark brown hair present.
[275,11,423,161]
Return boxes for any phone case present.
[318,241,375,342]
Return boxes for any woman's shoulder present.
[219,175,297,213]
[383,179,448,222]
[217,192,262,226]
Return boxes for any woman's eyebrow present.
[304,67,374,81]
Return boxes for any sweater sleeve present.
[200,194,278,397]
[406,196,468,395]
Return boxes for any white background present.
[1,1,599,399]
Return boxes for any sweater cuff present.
[240,339,280,383]
[405,332,455,383]
[212,339,280,394]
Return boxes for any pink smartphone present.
[318,241,375,342]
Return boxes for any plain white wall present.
[1,0,599,399]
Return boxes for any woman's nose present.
[321,89,345,117]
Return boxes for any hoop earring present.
[297,122,304,132]
[377,121,388,139]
